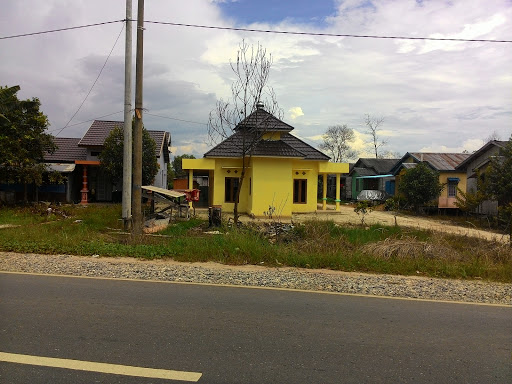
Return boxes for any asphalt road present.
[0,272,511,383]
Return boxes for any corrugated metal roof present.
[409,153,471,171]
[44,137,86,162]
[352,158,400,175]
[455,140,508,170]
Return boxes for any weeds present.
[0,205,510,282]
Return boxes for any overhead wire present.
[2,18,511,44]
[144,20,512,43]
[48,110,124,134]
[54,23,125,137]
[0,20,125,40]
[145,113,207,126]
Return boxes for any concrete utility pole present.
[132,0,144,234]
[122,0,133,230]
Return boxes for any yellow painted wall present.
[184,157,348,215]
[439,172,467,196]
[250,157,293,217]
[290,160,320,213]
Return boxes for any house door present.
[96,169,112,201]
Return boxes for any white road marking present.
[0,352,202,382]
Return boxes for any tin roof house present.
[391,152,471,210]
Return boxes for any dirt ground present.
[193,204,509,244]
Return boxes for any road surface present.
[1,272,510,383]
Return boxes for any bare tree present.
[484,130,501,143]
[207,40,281,223]
[319,124,357,162]
[364,114,387,158]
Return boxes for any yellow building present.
[390,152,471,209]
[183,104,348,218]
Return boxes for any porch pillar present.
[80,165,89,205]
[188,169,194,208]
[335,173,341,211]
[322,173,327,210]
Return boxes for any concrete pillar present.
[335,173,341,211]
[322,173,327,210]
[188,169,193,208]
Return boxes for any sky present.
[2,0,511,160]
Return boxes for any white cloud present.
[2,0,511,157]
[288,106,304,119]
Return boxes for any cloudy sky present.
[2,0,511,160]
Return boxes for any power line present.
[55,24,125,137]
[145,112,207,126]
[0,20,125,40]
[144,20,512,44]
[2,18,511,44]
[48,110,124,134]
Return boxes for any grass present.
[0,203,511,282]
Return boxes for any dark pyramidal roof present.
[205,107,329,161]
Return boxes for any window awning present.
[45,163,76,173]
[447,177,460,182]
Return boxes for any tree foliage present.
[207,40,281,223]
[99,124,158,186]
[0,85,57,195]
[399,162,444,213]
[485,137,512,207]
[454,170,488,214]
[172,154,196,179]
[485,137,512,241]
[319,124,357,163]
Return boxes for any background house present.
[183,104,348,218]
[43,120,170,203]
[349,158,399,199]
[391,152,470,210]
[455,140,508,215]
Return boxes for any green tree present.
[485,136,512,242]
[0,85,57,200]
[454,169,488,215]
[399,162,444,213]
[172,154,196,179]
[99,123,158,186]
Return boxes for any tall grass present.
[0,204,510,282]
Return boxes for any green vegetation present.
[0,204,511,282]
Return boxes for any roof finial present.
[256,101,264,110]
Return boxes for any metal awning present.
[141,185,186,198]
[45,163,76,173]
[447,177,460,182]
[355,174,393,179]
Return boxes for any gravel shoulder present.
[1,252,511,306]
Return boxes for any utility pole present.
[122,0,133,230]
[132,0,144,234]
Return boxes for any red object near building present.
[185,189,200,202]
